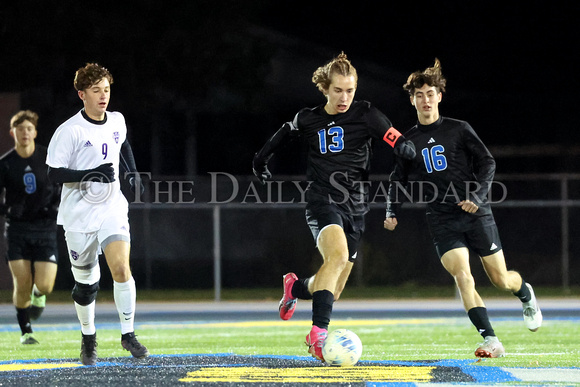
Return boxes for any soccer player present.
[384,59,542,358]
[46,63,148,365]
[0,110,60,345]
[253,52,416,361]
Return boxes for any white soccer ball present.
[322,329,363,367]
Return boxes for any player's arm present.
[463,124,495,205]
[384,157,412,231]
[253,120,297,184]
[47,164,115,184]
[120,139,143,193]
[368,106,416,160]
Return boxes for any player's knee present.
[72,281,100,306]
[454,271,475,289]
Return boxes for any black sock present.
[16,307,32,335]
[292,278,313,300]
[512,279,532,303]
[312,290,334,330]
[467,307,495,338]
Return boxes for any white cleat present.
[475,336,505,358]
[522,283,542,332]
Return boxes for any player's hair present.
[312,52,358,93]
[74,63,114,91]
[403,58,447,95]
[10,110,39,129]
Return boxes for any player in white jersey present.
[46,63,148,365]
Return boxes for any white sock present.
[114,276,136,334]
[75,301,96,335]
[32,284,42,297]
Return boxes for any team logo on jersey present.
[327,121,336,126]
[25,165,32,172]
[113,131,120,144]
[70,250,79,261]
[83,141,93,147]
[428,137,436,144]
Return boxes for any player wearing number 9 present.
[252,52,415,362]
[384,59,542,358]
[0,110,61,345]
[46,63,148,364]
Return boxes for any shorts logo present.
[490,243,498,250]
[70,250,79,261]
[113,131,120,144]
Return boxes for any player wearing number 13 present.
[253,52,416,362]
[384,59,542,358]
[46,63,148,365]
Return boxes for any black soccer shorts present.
[427,212,502,259]
[5,221,59,263]
[305,201,365,262]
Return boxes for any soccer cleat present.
[121,332,150,358]
[474,336,505,358]
[29,292,46,321]
[80,333,98,365]
[279,273,298,320]
[305,325,328,362]
[522,283,542,332]
[20,333,39,345]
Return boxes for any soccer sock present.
[75,301,96,335]
[512,278,532,303]
[292,278,313,300]
[16,307,33,335]
[467,307,495,338]
[114,276,136,334]
[312,290,334,330]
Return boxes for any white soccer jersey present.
[46,110,129,232]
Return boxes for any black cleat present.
[80,333,98,365]
[121,332,150,358]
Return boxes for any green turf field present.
[1,315,578,368]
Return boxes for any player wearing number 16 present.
[46,63,148,365]
[253,52,416,362]
[384,59,542,358]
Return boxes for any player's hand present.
[384,217,398,231]
[129,176,145,195]
[458,200,479,213]
[394,139,416,160]
[8,203,25,219]
[252,154,272,185]
[85,163,115,183]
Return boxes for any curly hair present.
[312,52,358,93]
[403,58,447,95]
[73,63,114,91]
[10,110,39,128]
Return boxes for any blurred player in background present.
[384,59,542,358]
[0,110,60,345]
[253,52,416,362]
[46,63,148,365]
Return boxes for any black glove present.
[84,163,115,183]
[8,203,25,219]
[394,139,416,160]
[252,153,272,185]
[129,176,145,195]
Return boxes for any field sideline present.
[1,297,579,386]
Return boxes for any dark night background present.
[0,1,576,177]
[1,1,578,290]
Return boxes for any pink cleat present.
[279,273,298,320]
[305,325,328,362]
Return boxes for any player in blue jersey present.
[253,52,416,361]
[1,110,60,345]
[384,59,542,358]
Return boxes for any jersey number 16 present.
[421,145,447,173]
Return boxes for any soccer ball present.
[322,329,363,367]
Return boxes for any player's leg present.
[333,261,353,301]
[473,223,542,331]
[440,247,504,358]
[29,261,58,320]
[65,230,101,365]
[8,259,38,344]
[305,224,349,361]
[100,221,149,358]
